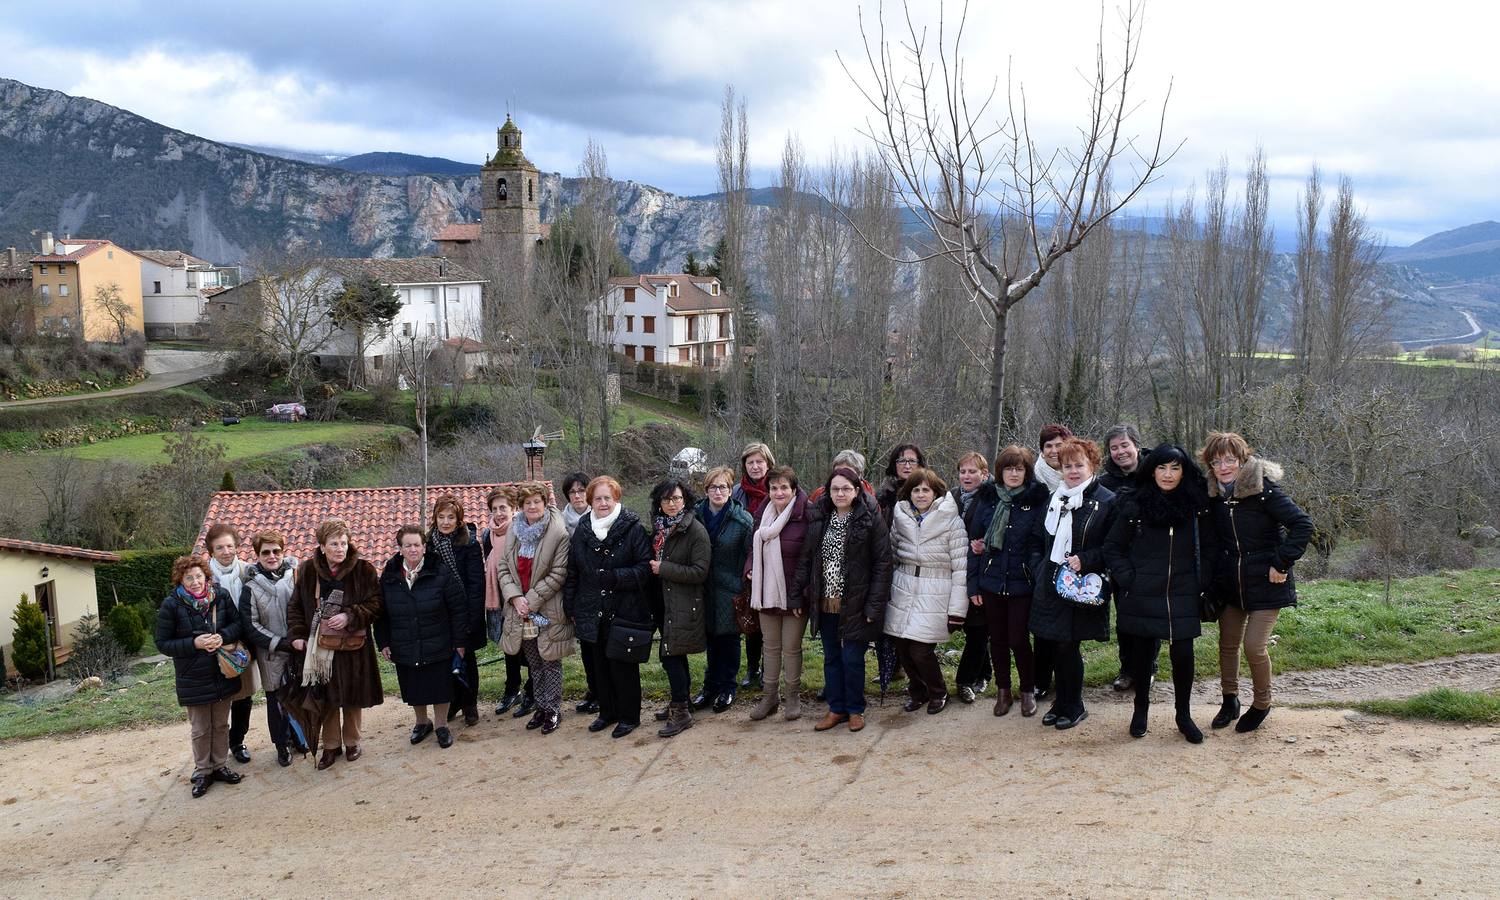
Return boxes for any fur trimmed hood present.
[1208,456,1285,500]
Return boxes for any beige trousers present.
[1218,606,1280,710]
[321,706,363,751]
[758,612,806,698]
[187,699,231,777]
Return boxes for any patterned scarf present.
[957,479,988,516]
[430,528,461,583]
[177,584,210,616]
[985,484,1028,551]
[515,511,548,560]
[652,511,687,560]
[820,510,851,604]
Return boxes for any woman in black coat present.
[1201,432,1314,733]
[647,478,711,738]
[1104,445,1219,743]
[154,554,245,798]
[563,476,654,739]
[792,466,893,734]
[376,525,469,750]
[1027,438,1117,731]
[428,494,486,726]
[968,445,1050,718]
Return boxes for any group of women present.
[155,428,1312,797]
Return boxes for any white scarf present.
[750,497,797,610]
[591,504,622,541]
[1044,478,1093,565]
[1033,456,1063,492]
[209,555,245,602]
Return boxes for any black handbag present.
[605,618,655,664]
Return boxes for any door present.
[33,580,57,679]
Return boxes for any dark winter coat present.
[652,513,712,656]
[430,523,487,651]
[1104,488,1220,641]
[791,493,893,644]
[374,552,468,668]
[1027,480,1117,644]
[875,476,903,527]
[1097,459,1140,493]
[287,548,385,709]
[155,585,243,707]
[1206,457,1314,612]
[968,481,1050,597]
[563,508,654,643]
[697,498,754,636]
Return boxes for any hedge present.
[96,548,188,617]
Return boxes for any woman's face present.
[209,534,237,566]
[828,475,858,512]
[567,483,589,513]
[522,494,546,523]
[1042,437,1067,469]
[1109,436,1140,473]
[1060,455,1094,488]
[592,490,618,517]
[490,498,513,530]
[909,482,936,512]
[893,449,920,481]
[957,463,986,491]
[769,477,794,510]
[256,544,283,569]
[181,566,208,594]
[322,532,349,566]
[705,478,732,510]
[1001,465,1027,489]
[659,488,686,518]
[1155,460,1183,493]
[399,533,425,567]
[436,509,459,535]
[1210,454,1241,484]
[744,453,769,481]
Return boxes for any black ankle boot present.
[1176,707,1204,744]
[1129,701,1149,738]
[1211,694,1241,729]
[1235,704,1270,733]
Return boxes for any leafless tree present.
[844,0,1176,458]
[244,252,341,400]
[716,85,752,445]
[393,333,437,515]
[1319,175,1388,381]
[1229,147,1272,396]
[93,282,137,344]
[0,280,38,346]
[1292,167,1324,370]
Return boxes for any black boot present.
[1177,706,1204,744]
[1211,694,1241,729]
[1129,699,1149,738]
[1235,704,1270,733]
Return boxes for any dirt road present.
[2,693,1496,897]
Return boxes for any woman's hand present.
[327,612,349,630]
[1066,555,1082,573]
[193,634,216,651]
[970,539,985,555]
[456,647,465,657]
[381,647,392,661]
[1269,567,1288,584]
[292,639,306,652]
[649,560,662,575]
[793,608,805,618]
[514,597,530,618]
[947,615,966,628]
[969,594,983,607]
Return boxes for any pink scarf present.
[484,524,509,611]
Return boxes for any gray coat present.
[238,557,299,692]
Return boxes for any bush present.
[96,548,188,617]
[66,613,127,682]
[9,592,51,679]
[106,603,148,654]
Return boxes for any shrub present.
[96,548,188,617]
[219,470,237,491]
[66,613,128,682]
[106,603,148,654]
[10,592,51,680]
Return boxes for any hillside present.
[1387,221,1500,280]
[334,151,481,177]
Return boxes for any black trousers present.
[580,637,599,701]
[582,634,642,726]
[661,653,691,703]
[1033,637,1056,694]
[893,637,948,703]
[504,651,533,698]
[956,616,993,687]
[743,631,763,678]
[229,695,252,748]
[1052,640,1085,718]
[1122,634,1195,708]
[1119,634,1162,679]
[451,651,480,713]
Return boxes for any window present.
[625,315,633,332]
[679,347,691,363]
[528,179,534,202]
[59,284,69,296]
[427,322,436,336]
[60,316,70,329]
[710,281,720,296]
[624,344,637,360]
[372,355,384,371]
[38,264,48,275]
[643,316,656,334]
[39,285,49,297]
[668,282,678,298]
[153,281,162,294]
[719,313,730,336]
[107,250,114,259]
[498,178,508,201]
[402,322,413,337]
[643,346,655,363]
[624,287,635,303]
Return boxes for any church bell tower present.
[480,115,541,297]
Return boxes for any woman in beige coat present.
[498,481,575,734]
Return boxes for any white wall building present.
[595,274,735,367]
[317,257,487,377]
[134,250,239,338]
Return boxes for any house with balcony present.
[133,249,240,338]
[596,274,735,367]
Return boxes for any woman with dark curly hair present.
[647,478,711,737]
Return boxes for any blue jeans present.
[703,632,741,697]
[819,612,868,715]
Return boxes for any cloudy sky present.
[2,0,1493,245]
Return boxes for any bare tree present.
[845,0,1176,458]
[716,85,752,445]
[1229,147,1272,397]
[1319,175,1388,381]
[1292,167,1324,370]
[93,282,137,344]
[0,280,38,346]
[393,333,437,515]
[245,254,341,400]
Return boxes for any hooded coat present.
[968,481,1051,597]
[1104,485,1220,641]
[652,512,712,656]
[155,584,243,707]
[791,493,893,644]
[1027,480,1117,644]
[1206,457,1314,611]
[885,493,969,644]
[563,507,654,643]
[498,509,576,661]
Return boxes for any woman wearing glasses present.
[238,531,302,766]
[648,479,711,737]
[1201,432,1313,734]
[694,466,755,713]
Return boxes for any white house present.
[317,257,487,376]
[595,274,735,367]
[133,249,239,338]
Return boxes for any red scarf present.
[739,475,769,519]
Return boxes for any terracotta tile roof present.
[441,337,486,352]
[320,256,484,285]
[196,483,546,562]
[434,223,481,242]
[606,274,733,313]
[0,537,121,564]
[31,238,111,263]
[133,249,217,268]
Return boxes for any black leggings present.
[1122,634,1195,708]
[661,654,691,703]
[1052,640,1085,718]
[229,695,252,748]
[504,652,533,699]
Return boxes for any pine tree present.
[68,613,127,681]
[684,251,702,276]
[219,470,237,492]
[10,593,50,680]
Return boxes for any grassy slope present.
[37,419,407,466]
[1355,688,1500,724]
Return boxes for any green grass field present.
[1356,688,1500,724]
[40,419,408,466]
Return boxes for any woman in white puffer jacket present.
[886,468,969,714]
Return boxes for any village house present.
[29,233,144,342]
[132,249,240,339]
[0,538,120,677]
[594,274,735,367]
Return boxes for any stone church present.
[434,115,545,300]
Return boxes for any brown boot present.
[814,711,848,732]
[1020,690,1037,717]
[993,688,1014,717]
[848,713,866,732]
[657,702,693,738]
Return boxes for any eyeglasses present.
[258,548,282,556]
[567,487,587,496]
[706,484,731,493]
[896,458,919,465]
[1210,457,1239,469]
[662,495,685,505]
